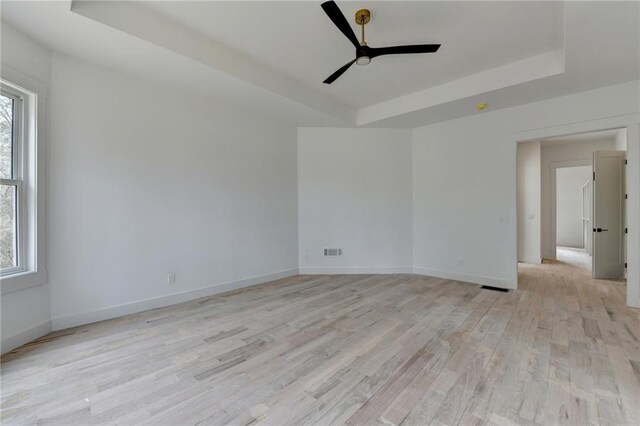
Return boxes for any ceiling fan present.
[321,1,441,84]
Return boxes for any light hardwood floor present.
[1,258,639,425]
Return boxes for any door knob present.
[593,228,609,232]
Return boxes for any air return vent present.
[481,285,509,293]
[324,248,342,256]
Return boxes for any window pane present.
[0,95,13,179]
[0,184,17,269]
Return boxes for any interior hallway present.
[556,246,592,270]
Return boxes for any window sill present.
[1,268,47,295]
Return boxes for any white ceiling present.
[142,1,564,108]
[1,1,638,127]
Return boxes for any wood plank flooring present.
[1,255,639,425]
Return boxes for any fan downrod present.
[355,9,370,46]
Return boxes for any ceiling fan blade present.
[323,58,357,84]
[369,44,441,58]
[321,1,360,49]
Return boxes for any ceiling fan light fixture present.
[356,56,371,66]
[321,1,441,84]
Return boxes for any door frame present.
[582,180,593,255]
[513,114,639,309]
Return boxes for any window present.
[0,82,32,278]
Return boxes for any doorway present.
[555,165,592,271]
[517,128,627,288]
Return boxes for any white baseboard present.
[518,257,542,264]
[1,320,51,355]
[26,266,515,339]
[413,266,515,289]
[557,243,585,249]
[51,268,298,331]
[298,266,514,289]
[299,266,414,275]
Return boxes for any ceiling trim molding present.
[70,0,356,125]
[356,50,566,126]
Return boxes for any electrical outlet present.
[458,258,465,266]
[324,248,342,256]
[167,272,176,284]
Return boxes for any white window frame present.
[1,87,26,276]
[0,71,45,294]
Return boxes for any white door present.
[592,151,626,278]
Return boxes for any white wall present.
[616,128,628,150]
[517,141,541,263]
[412,114,517,288]
[540,137,617,258]
[297,128,412,273]
[556,166,591,248]
[47,54,298,329]
[0,23,52,353]
[412,80,640,298]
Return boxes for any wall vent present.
[324,248,342,256]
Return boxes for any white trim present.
[413,266,516,289]
[0,319,51,355]
[0,64,48,293]
[1,86,27,277]
[513,114,640,143]
[625,123,639,308]
[358,49,566,126]
[51,268,298,330]
[556,243,585,249]
[518,257,542,265]
[299,266,413,275]
[1,267,48,294]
